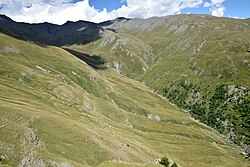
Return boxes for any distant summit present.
[0,14,13,22]
[0,15,103,46]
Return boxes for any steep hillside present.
[0,32,249,167]
[66,30,152,79]
[65,15,250,155]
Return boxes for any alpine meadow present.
[0,13,249,167]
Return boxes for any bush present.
[159,156,170,167]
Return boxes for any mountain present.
[65,14,250,155]
[0,14,103,46]
[0,14,249,167]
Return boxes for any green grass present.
[65,15,250,153]
[0,28,249,167]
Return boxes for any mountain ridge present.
[0,14,103,46]
[63,14,250,156]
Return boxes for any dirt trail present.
[193,37,207,54]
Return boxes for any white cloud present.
[211,6,225,17]
[0,0,205,24]
[204,0,225,17]
[204,2,211,7]
[211,0,225,4]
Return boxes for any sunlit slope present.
[135,15,250,150]
[0,33,249,167]
[66,30,153,79]
[66,15,250,152]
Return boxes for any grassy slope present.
[67,15,250,87]
[66,15,250,151]
[66,29,154,79]
[136,16,250,149]
[0,33,249,167]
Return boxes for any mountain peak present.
[115,17,130,21]
[0,14,13,22]
[98,17,130,27]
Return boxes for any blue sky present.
[0,0,249,24]
[89,0,127,12]
[87,0,249,18]
[181,0,249,18]
[223,0,250,18]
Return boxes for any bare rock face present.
[242,145,250,158]
[174,25,189,34]
[20,123,44,167]
[0,155,6,163]
[1,44,20,54]
[147,113,161,121]
[113,61,122,74]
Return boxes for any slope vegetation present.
[0,32,249,167]
[65,15,250,155]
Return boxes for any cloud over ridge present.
[0,0,226,24]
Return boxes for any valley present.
[0,14,249,167]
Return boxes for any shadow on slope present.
[63,48,106,70]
